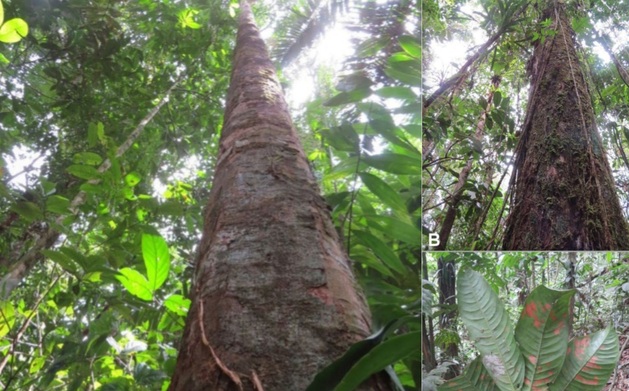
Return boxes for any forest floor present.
[605,333,628,391]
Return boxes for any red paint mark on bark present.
[308,286,333,305]
[576,374,599,385]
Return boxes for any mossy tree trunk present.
[503,0,629,250]
[169,1,391,390]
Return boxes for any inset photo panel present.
[421,251,628,390]
[422,0,629,250]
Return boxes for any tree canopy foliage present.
[0,0,420,389]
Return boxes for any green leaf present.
[116,268,153,301]
[42,249,80,277]
[0,18,28,43]
[178,9,201,29]
[67,164,101,180]
[334,331,420,391]
[439,357,499,391]
[359,172,406,212]
[0,0,4,26]
[384,54,421,86]
[353,230,406,275]
[164,294,191,316]
[0,53,9,64]
[515,286,574,390]
[549,327,619,391]
[367,215,421,245]
[323,88,372,107]
[73,152,103,166]
[142,233,170,291]
[320,124,359,153]
[0,301,15,338]
[457,268,525,390]
[125,172,141,187]
[11,201,43,221]
[398,35,421,58]
[306,323,397,391]
[46,195,70,214]
[374,86,417,101]
[363,153,421,175]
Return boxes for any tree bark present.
[168,2,389,390]
[503,1,629,250]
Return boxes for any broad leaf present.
[366,215,421,245]
[320,125,359,153]
[116,268,153,301]
[305,322,399,391]
[439,357,499,391]
[549,327,619,391]
[353,230,406,275]
[11,201,43,221]
[73,152,103,166]
[42,249,80,277]
[0,18,28,43]
[0,301,15,338]
[323,88,372,107]
[142,233,170,291]
[46,195,70,214]
[398,35,421,58]
[363,153,421,175]
[67,164,101,180]
[359,172,406,212]
[515,286,574,390]
[334,331,420,391]
[457,268,525,390]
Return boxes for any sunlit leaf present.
[142,233,170,291]
[398,35,421,58]
[125,172,141,187]
[0,301,15,338]
[0,18,28,43]
[116,268,153,301]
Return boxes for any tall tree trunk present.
[503,1,629,250]
[168,2,389,390]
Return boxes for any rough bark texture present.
[169,2,390,390]
[503,1,629,250]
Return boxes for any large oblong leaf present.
[439,357,499,391]
[142,233,170,291]
[0,18,28,43]
[116,268,152,301]
[515,286,574,390]
[549,327,619,391]
[334,331,420,391]
[457,268,525,390]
